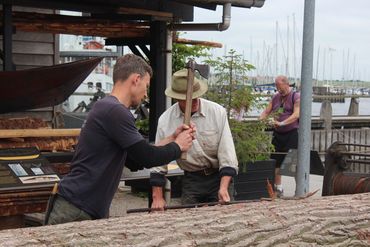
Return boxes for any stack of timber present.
[0,117,79,151]
[0,117,78,229]
[0,188,51,222]
[0,193,369,246]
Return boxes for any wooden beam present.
[2,11,150,26]
[10,23,149,38]
[105,37,150,46]
[174,37,223,48]
[139,45,150,59]
[0,129,80,138]
[128,45,145,59]
[0,0,118,14]
[117,7,173,20]
[0,0,178,19]
[0,11,150,38]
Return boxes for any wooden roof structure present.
[1,0,266,41]
[1,0,266,140]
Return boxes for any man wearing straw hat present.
[150,69,238,209]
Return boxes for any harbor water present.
[250,97,370,116]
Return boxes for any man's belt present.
[185,167,219,176]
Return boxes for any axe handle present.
[180,68,195,160]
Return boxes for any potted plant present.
[230,119,275,200]
[205,50,276,200]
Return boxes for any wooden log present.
[174,37,223,48]
[0,193,369,246]
[7,24,149,38]
[0,129,80,138]
[0,137,77,151]
[0,117,48,129]
[0,11,150,38]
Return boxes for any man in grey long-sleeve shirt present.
[150,69,238,209]
[47,55,195,224]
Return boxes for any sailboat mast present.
[322,48,326,86]
[315,46,320,86]
[286,16,289,77]
[293,14,297,86]
[276,21,278,75]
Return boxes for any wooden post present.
[2,4,13,71]
[149,21,167,142]
[319,100,332,131]
[347,97,359,116]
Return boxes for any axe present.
[181,59,210,160]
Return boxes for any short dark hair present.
[113,54,153,84]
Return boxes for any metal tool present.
[322,141,370,196]
[181,59,210,160]
[43,182,58,225]
[126,198,270,214]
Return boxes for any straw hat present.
[165,69,208,100]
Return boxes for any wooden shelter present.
[1,0,265,139]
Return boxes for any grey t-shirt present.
[58,95,143,219]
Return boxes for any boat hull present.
[0,58,102,114]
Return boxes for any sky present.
[184,0,370,82]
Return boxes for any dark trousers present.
[271,129,299,167]
[181,171,234,205]
[47,194,92,225]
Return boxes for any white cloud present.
[184,0,370,81]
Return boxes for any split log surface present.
[0,117,48,129]
[0,193,369,246]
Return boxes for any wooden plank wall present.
[311,128,370,153]
[268,128,370,174]
[0,7,59,126]
[0,6,59,70]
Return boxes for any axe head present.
[186,60,210,79]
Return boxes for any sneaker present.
[276,189,284,198]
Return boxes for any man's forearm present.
[259,110,269,120]
[155,134,175,146]
[220,176,232,191]
[260,102,272,120]
[279,111,299,126]
[280,116,297,126]
[152,186,164,200]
